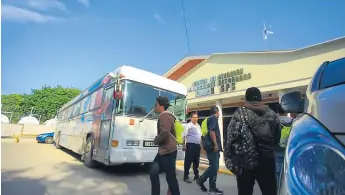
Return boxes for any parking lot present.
[1,138,260,195]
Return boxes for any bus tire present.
[55,132,61,149]
[83,136,98,168]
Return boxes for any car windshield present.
[121,80,187,121]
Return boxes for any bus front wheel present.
[83,136,98,168]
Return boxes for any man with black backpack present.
[224,87,281,195]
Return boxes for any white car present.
[278,57,345,195]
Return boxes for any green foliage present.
[1,86,81,124]
[1,94,25,123]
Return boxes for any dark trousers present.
[275,148,285,186]
[150,150,180,195]
[236,152,277,195]
[183,143,201,179]
[199,151,220,189]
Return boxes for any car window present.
[320,58,345,89]
[310,62,327,92]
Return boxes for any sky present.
[1,0,345,95]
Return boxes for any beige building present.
[164,36,345,152]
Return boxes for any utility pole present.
[180,0,191,54]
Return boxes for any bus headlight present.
[126,140,140,147]
[285,115,345,195]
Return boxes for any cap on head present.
[156,96,170,110]
[245,87,262,102]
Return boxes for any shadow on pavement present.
[1,162,174,195]
[1,146,185,195]
[2,169,47,195]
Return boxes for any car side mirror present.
[280,91,304,113]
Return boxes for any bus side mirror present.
[113,91,123,100]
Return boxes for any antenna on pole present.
[262,20,274,51]
[180,0,191,54]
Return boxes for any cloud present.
[153,13,164,23]
[77,0,90,7]
[1,5,65,23]
[207,21,217,32]
[27,0,67,11]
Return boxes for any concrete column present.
[215,100,225,166]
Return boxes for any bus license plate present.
[143,141,158,147]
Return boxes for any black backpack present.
[225,107,259,175]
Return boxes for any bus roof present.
[59,65,187,112]
[115,65,187,95]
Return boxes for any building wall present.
[178,40,345,105]
[1,124,56,137]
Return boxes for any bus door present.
[96,85,115,163]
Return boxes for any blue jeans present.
[199,151,220,189]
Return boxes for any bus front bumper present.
[109,148,185,164]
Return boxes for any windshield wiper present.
[139,107,155,123]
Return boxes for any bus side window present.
[115,81,124,114]
[115,99,124,114]
[90,88,104,111]
[80,96,91,114]
[67,106,74,119]
[103,87,114,120]
[73,101,82,116]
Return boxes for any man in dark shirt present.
[196,106,223,195]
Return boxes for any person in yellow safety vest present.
[276,105,293,149]
[275,104,293,185]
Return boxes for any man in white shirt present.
[183,112,202,183]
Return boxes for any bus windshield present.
[122,80,187,121]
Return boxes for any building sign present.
[188,68,252,98]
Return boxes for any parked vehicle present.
[36,132,55,144]
[278,57,345,194]
[54,65,187,168]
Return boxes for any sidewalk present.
[176,157,233,175]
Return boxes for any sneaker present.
[196,179,207,192]
[194,176,199,181]
[184,178,192,183]
[209,188,223,195]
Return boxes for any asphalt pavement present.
[1,138,260,195]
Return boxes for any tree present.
[1,94,25,123]
[1,86,81,124]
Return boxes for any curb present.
[176,161,233,175]
[1,135,37,139]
